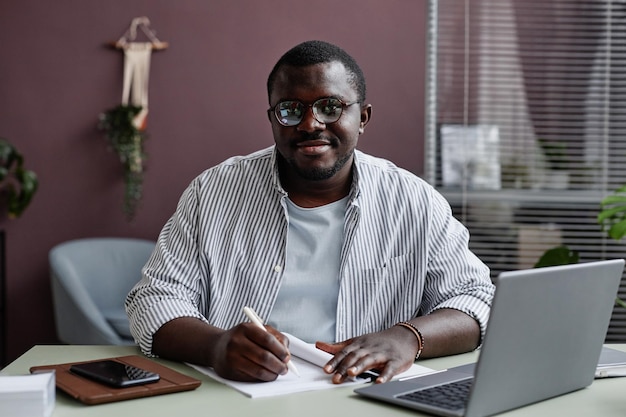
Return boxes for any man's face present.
[268,61,370,182]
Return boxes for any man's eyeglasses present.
[269,97,359,127]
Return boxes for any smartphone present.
[70,360,160,388]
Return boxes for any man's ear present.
[359,104,372,134]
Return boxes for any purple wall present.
[0,0,427,363]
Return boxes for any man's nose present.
[296,106,325,132]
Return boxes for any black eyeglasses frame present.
[268,97,360,127]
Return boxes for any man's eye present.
[321,103,340,115]
[279,103,302,118]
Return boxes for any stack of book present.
[0,371,55,417]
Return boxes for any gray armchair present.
[49,237,155,345]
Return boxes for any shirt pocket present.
[348,252,421,334]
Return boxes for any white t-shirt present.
[267,196,348,343]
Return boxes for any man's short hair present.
[267,40,367,104]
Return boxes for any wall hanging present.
[98,16,168,220]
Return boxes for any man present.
[126,40,495,385]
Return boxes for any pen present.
[242,306,300,377]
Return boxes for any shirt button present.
[273,265,283,273]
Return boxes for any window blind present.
[425,0,626,341]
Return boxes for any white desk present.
[2,344,626,417]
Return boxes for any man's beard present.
[287,148,353,181]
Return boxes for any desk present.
[2,344,626,417]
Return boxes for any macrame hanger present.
[111,16,168,130]
[112,16,168,50]
[121,45,151,105]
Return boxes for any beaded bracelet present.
[395,321,425,360]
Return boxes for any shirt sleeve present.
[420,189,495,344]
[125,178,210,356]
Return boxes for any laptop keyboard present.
[397,378,473,411]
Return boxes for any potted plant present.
[597,188,626,308]
[0,138,38,218]
[98,104,147,220]
[535,185,626,308]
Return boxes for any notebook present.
[354,259,625,417]
[188,332,433,398]
[596,345,626,378]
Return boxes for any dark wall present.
[0,0,427,363]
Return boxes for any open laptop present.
[354,259,625,417]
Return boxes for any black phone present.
[70,360,160,388]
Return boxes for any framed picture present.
[440,125,501,190]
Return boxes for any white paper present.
[188,333,434,398]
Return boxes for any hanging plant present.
[98,104,147,220]
[0,138,38,218]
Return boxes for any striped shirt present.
[126,146,495,356]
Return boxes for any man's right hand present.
[152,317,291,382]
[211,322,292,381]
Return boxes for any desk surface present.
[2,344,626,417]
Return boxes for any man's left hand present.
[315,325,418,384]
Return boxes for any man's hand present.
[315,309,481,384]
[152,317,292,382]
[316,325,417,384]
[211,323,292,381]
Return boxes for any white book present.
[189,333,434,398]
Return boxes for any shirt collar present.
[270,147,288,196]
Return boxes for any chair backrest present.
[49,237,155,345]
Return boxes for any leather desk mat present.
[30,355,201,405]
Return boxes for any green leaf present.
[600,195,626,206]
[534,245,580,268]
[598,186,626,236]
[598,206,626,223]
[608,220,626,241]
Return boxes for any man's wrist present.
[394,321,425,360]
